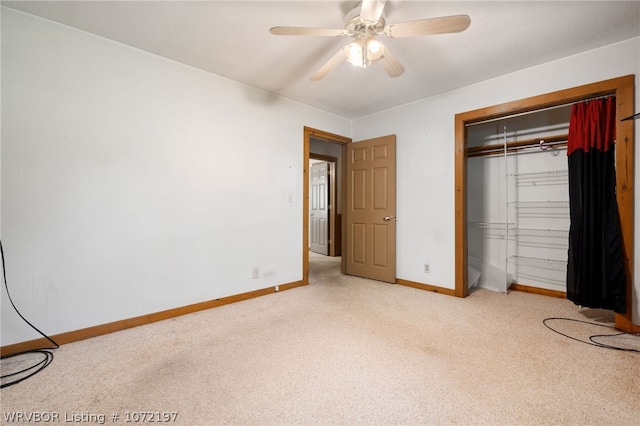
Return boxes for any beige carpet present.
[1,252,639,425]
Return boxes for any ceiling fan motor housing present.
[345,4,385,39]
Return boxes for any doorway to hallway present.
[303,127,350,284]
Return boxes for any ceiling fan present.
[269,0,471,81]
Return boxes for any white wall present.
[0,8,350,346]
[352,37,640,324]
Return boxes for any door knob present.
[383,216,397,221]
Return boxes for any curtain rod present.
[465,94,616,128]
[467,134,568,158]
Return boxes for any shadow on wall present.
[242,86,281,105]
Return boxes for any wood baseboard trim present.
[1,280,305,357]
[277,280,306,292]
[509,283,567,299]
[615,313,640,333]
[396,279,456,296]
[509,285,640,331]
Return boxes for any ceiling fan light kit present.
[345,38,384,68]
[269,0,471,80]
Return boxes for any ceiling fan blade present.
[270,26,347,37]
[360,0,387,23]
[310,48,348,81]
[379,44,405,78]
[385,14,471,38]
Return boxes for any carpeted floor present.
[1,252,639,425]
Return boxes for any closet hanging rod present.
[467,134,568,157]
[465,93,616,127]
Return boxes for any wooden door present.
[345,135,396,283]
[310,161,329,255]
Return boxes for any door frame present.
[303,127,351,284]
[310,154,338,256]
[454,75,637,332]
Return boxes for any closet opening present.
[466,104,572,296]
[454,75,638,332]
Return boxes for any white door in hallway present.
[310,161,329,255]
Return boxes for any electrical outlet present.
[424,264,430,273]
[252,267,260,279]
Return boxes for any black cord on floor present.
[0,240,59,388]
[543,317,640,353]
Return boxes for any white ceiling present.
[3,1,639,119]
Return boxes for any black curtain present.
[566,96,626,313]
